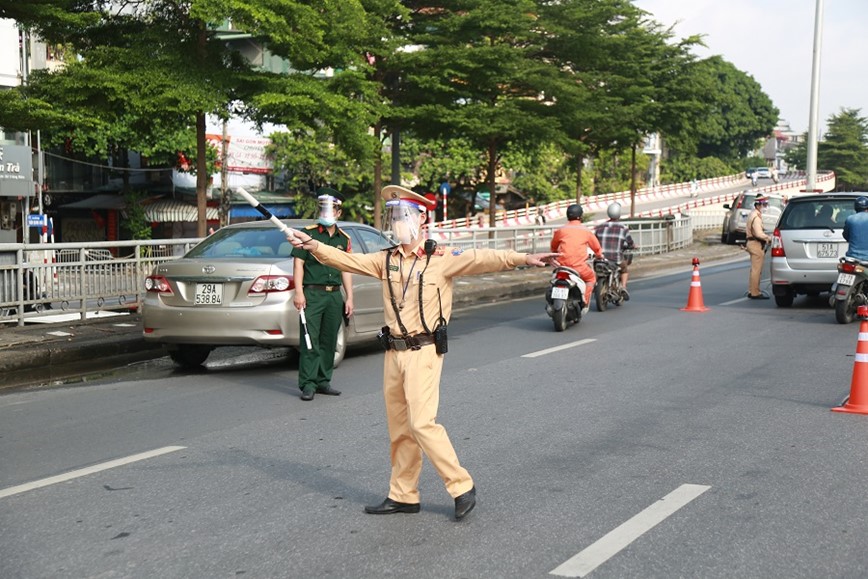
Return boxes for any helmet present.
[607,202,622,220]
[566,204,583,221]
[856,197,868,212]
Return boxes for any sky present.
[633,0,867,135]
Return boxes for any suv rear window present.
[778,199,854,230]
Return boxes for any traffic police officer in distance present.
[290,188,354,401]
[287,185,559,520]
[745,194,772,299]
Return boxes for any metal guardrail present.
[0,239,199,326]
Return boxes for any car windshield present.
[185,227,292,258]
[778,200,855,230]
[738,194,784,210]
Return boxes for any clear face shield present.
[386,199,424,244]
[317,195,341,227]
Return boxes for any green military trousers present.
[298,288,344,393]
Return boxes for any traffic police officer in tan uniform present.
[287,185,559,520]
[291,189,354,400]
[745,194,771,299]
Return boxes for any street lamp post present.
[806,0,824,192]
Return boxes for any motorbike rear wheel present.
[552,302,568,332]
[835,282,864,324]
[595,279,609,312]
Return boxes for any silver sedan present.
[142,219,393,367]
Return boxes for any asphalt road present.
[3,256,866,579]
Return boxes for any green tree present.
[818,108,868,191]
[0,0,394,236]
[394,0,563,226]
[666,56,778,165]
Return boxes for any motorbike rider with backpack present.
[550,204,604,314]
[594,202,636,300]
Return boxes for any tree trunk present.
[196,110,208,237]
[487,140,498,229]
[373,123,383,230]
[575,153,584,202]
[630,143,637,218]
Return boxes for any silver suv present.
[721,191,784,244]
[770,193,863,307]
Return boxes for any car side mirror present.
[723,204,730,209]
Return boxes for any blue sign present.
[27,214,47,228]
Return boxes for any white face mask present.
[317,195,340,227]
[386,200,423,244]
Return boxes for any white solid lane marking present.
[719,297,748,306]
[550,483,711,578]
[0,446,186,499]
[523,338,596,358]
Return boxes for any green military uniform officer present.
[290,189,354,401]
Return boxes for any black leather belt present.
[387,334,435,351]
[305,284,340,292]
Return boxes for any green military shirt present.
[291,224,351,286]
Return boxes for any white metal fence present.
[0,213,715,326]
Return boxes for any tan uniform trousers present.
[383,344,473,503]
[746,239,765,295]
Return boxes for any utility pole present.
[806,0,824,192]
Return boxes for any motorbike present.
[833,256,868,323]
[545,266,587,332]
[593,257,625,311]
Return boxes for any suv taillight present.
[248,275,294,294]
[770,229,784,257]
[144,275,173,294]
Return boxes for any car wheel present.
[721,230,728,244]
[333,322,347,368]
[774,288,794,308]
[168,344,212,368]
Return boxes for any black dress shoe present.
[300,388,315,401]
[364,498,420,515]
[454,486,476,520]
[316,385,341,396]
[748,293,770,300]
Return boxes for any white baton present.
[235,187,299,240]
[299,308,313,350]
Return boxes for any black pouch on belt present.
[433,323,448,355]
[377,326,391,350]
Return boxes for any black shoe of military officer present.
[454,486,476,520]
[300,387,315,401]
[364,497,421,515]
[316,385,341,396]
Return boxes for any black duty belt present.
[387,333,435,351]
[305,284,340,292]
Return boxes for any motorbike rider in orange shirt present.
[550,204,604,312]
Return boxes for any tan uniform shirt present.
[310,241,527,335]
[746,209,770,243]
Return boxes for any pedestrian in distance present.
[286,185,559,520]
[550,204,604,314]
[843,196,868,261]
[594,202,636,300]
[745,194,772,299]
[291,188,354,401]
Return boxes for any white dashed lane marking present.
[0,445,186,499]
[550,483,711,577]
[522,339,596,358]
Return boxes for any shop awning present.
[229,204,297,219]
[59,194,129,210]
[143,200,219,222]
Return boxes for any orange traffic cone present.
[832,305,868,415]
[680,257,709,312]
